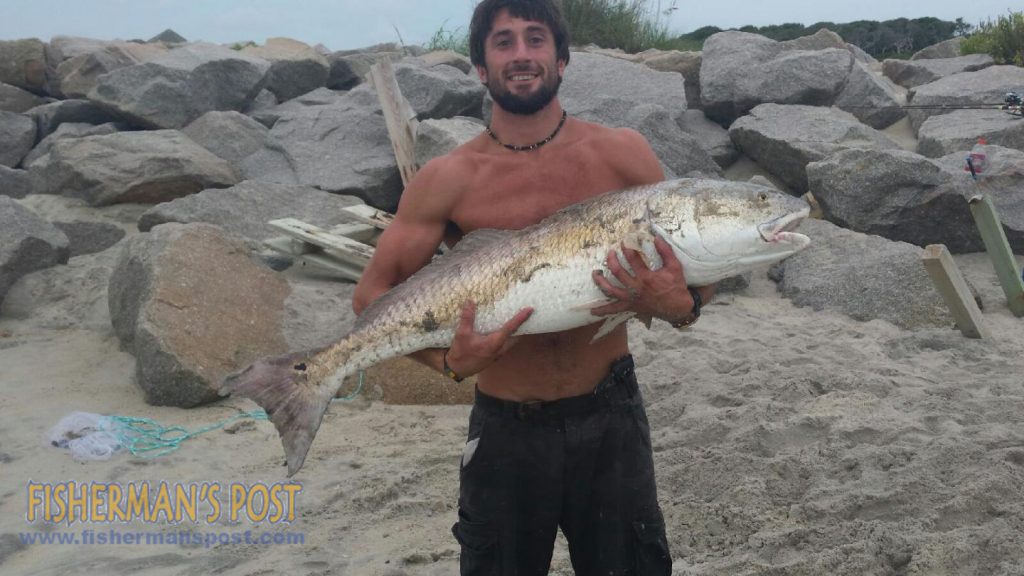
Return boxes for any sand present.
[2,175,1024,575]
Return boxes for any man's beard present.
[486,69,562,115]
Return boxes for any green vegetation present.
[426,21,470,54]
[229,41,257,51]
[678,17,960,59]
[424,2,976,60]
[425,0,693,55]
[961,11,1024,66]
[561,0,682,53]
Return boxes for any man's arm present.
[610,128,665,188]
[352,159,459,376]
[353,159,451,314]
[591,128,716,324]
[352,158,531,380]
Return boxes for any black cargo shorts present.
[451,355,671,575]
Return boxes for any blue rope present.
[107,371,365,458]
[335,370,365,402]
[107,410,268,458]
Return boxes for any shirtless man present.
[353,1,712,573]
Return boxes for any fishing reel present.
[1005,91,1023,117]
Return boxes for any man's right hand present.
[444,301,534,379]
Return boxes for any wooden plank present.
[369,60,419,187]
[340,204,451,254]
[968,195,1024,317]
[267,218,375,265]
[315,205,395,244]
[340,204,395,230]
[262,238,366,282]
[263,204,405,281]
[921,244,991,339]
[327,221,378,244]
[263,236,314,256]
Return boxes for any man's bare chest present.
[454,154,625,233]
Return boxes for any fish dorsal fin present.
[372,228,513,301]
[356,228,516,328]
[448,228,512,256]
[416,228,515,276]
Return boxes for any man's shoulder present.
[414,146,474,189]
[565,118,650,158]
[565,118,664,187]
[570,117,658,164]
[400,134,493,216]
[418,133,490,181]
[575,118,647,146]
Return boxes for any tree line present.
[680,17,970,59]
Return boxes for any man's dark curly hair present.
[469,0,571,68]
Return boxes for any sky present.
[1,0,1018,52]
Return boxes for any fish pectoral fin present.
[622,225,656,253]
[623,226,661,270]
[622,232,645,253]
[591,312,635,343]
[570,298,616,312]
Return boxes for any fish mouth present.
[758,208,811,246]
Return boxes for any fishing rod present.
[839,91,1023,117]
[846,91,1022,179]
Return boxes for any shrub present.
[561,0,678,53]
[961,10,1024,66]
[426,21,470,55]
[427,0,691,56]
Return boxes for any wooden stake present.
[369,60,419,187]
[801,192,823,220]
[921,244,990,339]
[968,195,1024,317]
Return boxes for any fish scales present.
[223,178,812,475]
[322,185,653,377]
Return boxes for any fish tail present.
[221,345,341,476]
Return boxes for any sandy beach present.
[3,159,1024,576]
[2,52,1024,572]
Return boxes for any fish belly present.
[473,251,610,336]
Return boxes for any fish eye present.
[758,192,768,202]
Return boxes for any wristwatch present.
[670,287,702,328]
[443,348,465,382]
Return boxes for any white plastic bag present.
[48,412,123,461]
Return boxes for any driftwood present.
[369,59,420,187]
[263,61,422,282]
[263,205,391,282]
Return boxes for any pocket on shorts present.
[462,407,490,471]
[462,437,481,468]
[451,517,498,574]
[632,519,671,575]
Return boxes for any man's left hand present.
[590,235,714,322]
